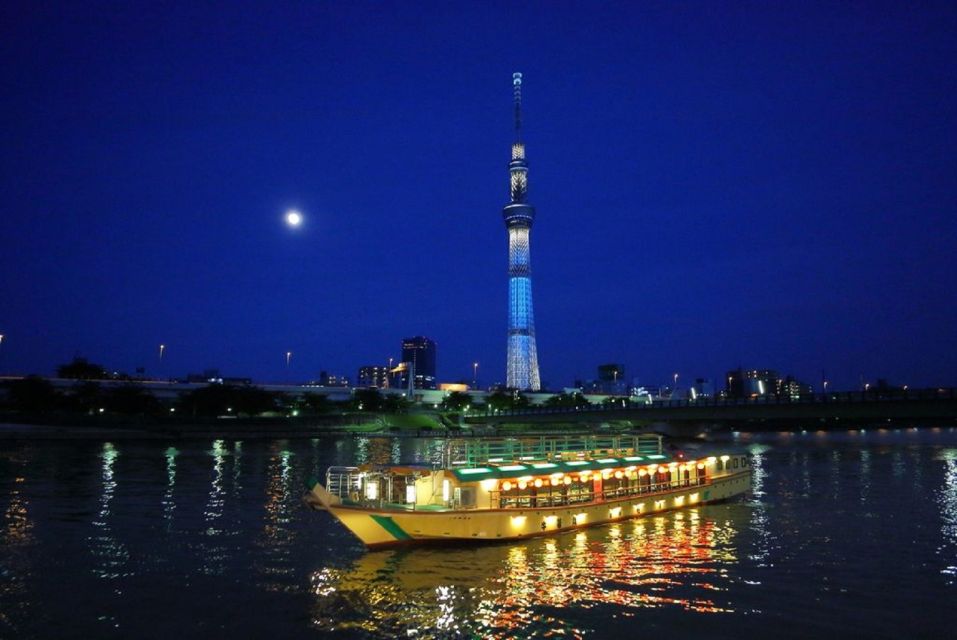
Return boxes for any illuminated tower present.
[503,72,541,391]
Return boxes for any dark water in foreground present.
[1,428,956,639]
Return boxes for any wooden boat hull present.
[308,470,751,549]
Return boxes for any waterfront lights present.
[690,493,699,503]
[480,479,498,491]
[610,507,622,518]
[533,479,543,488]
[720,455,730,463]
[518,480,528,490]
[563,476,572,485]
[674,496,685,506]
[510,515,527,527]
[502,481,513,491]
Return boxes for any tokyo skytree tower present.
[503,72,541,391]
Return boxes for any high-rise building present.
[726,369,780,398]
[503,72,542,391]
[400,336,436,389]
[318,371,350,387]
[357,365,390,388]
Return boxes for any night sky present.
[2,1,956,391]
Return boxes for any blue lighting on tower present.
[503,72,541,391]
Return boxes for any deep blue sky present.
[2,1,956,391]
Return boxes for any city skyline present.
[2,3,956,391]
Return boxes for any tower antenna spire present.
[502,72,540,391]
[513,72,523,139]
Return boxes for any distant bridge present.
[464,389,957,430]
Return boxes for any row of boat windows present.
[494,472,708,509]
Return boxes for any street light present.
[473,362,479,388]
[673,373,679,388]
[159,344,165,360]
[286,351,292,367]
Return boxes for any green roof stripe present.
[450,454,673,481]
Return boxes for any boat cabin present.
[324,435,749,512]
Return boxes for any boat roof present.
[450,453,677,482]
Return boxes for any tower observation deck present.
[503,72,541,391]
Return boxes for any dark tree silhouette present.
[57,358,108,380]
[2,377,60,412]
[177,384,282,417]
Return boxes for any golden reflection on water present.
[0,451,34,634]
[257,442,297,592]
[2,476,33,547]
[310,509,740,637]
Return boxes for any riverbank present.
[0,411,635,440]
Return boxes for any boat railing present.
[443,434,663,467]
[326,466,361,501]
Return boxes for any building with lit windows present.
[357,365,390,389]
[398,336,436,390]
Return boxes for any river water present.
[1,427,955,638]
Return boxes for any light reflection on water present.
[2,428,957,638]
[0,450,34,634]
[938,449,957,584]
[257,442,298,592]
[310,508,742,637]
[163,447,177,527]
[88,442,131,582]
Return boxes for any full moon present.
[285,210,303,227]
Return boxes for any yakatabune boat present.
[305,434,750,548]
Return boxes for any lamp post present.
[473,362,479,388]
[159,344,165,360]
[286,351,292,368]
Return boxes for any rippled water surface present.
[2,428,956,638]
